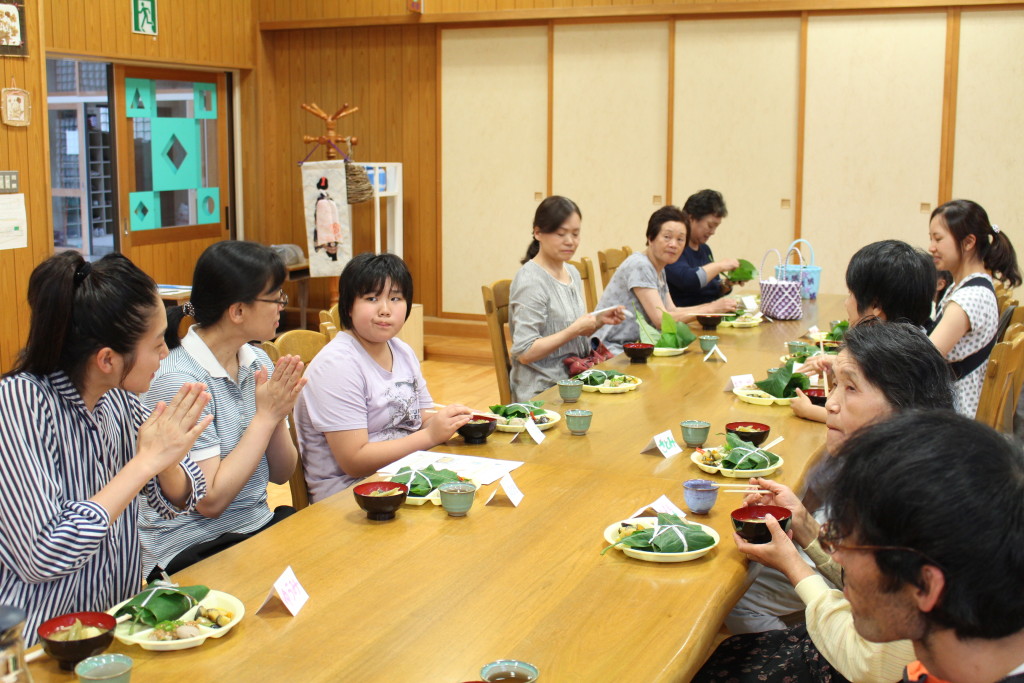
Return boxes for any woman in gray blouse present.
[595,205,737,355]
[509,197,625,402]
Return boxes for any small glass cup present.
[699,335,719,353]
[557,379,584,403]
[565,409,593,436]
[680,420,711,448]
[438,482,477,517]
[683,479,719,515]
[75,654,133,683]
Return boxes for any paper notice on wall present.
[0,193,27,250]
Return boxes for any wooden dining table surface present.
[29,296,845,683]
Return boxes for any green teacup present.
[438,482,477,517]
[565,409,593,436]
[786,340,805,355]
[680,420,711,448]
[557,379,584,403]
[699,335,719,353]
[75,654,133,683]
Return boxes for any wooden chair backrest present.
[319,321,339,341]
[975,328,1024,433]
[569,257,598,311]
[265,328,330,511]
[319,303,341,330]
[597,246,633,288]
[482,279,513,405]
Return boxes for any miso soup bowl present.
[37,611,116,670]
[731,505,792,544]
[353,481,408,521]
[725,421,771,446]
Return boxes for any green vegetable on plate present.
[488,401,544,419]
[634,306,696,349]
[755,359,810,399]
[826,320,849,342]
[114,585,210,633]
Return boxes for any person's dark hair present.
[840,320,954,412]
[166,240,286,349]
[681,189,727,226]
[845,240,936,327]
[7,252,159,389]
[932,199,1022,287]
[521,196,581,264]
[337,252,414,330]
[645,205,687,244]
[825,411,1024,639]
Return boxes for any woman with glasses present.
[139,240,307,581]
[593,205,736,355]
[695,322,955,683]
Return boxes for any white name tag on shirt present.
[258,565,309,616]
[725,374,756,391]
[641,430,682,458]
[742,295,758,311]
[630,495,687,519]
[486,473,525,507]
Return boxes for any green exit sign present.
[132,0,157,36]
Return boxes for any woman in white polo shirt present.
[139,241,306,581]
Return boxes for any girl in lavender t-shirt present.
[294,254,472,503]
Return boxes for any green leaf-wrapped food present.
[632,304,695,349]
[390,464,463,497]
[827,320,849,342]
[726,259,757,282]
[755,359,810,398]
[572,369,625,386]
[720,433,780,470]
[114,585,210,630]
[601,512,715,554]
[487,401,544,419]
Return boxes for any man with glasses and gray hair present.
[822,411,1024,683]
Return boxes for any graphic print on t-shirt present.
[379,377,422,439]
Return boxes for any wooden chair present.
[319,321,339,340]
[975,327,1024,433]
[319,303,341,330]
[265,329,329,510]
[597,246,633,288]
[482,279,513,405]
[259,340,280,363]
[569,256,598,311]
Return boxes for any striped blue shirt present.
[138,327,275,576]
[0,371,206,646]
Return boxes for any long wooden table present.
[29,297,843,682]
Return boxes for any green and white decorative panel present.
[125,78,154,118]
[193,83,217,119]
[196,187,220,224]
[129,191,161,230]
[127,77,220,230]
[151,118,200,192]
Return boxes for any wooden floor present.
[268,341,501,509]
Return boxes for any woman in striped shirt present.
[139,241,306,580]
[0,252,212,645]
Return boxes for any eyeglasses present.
[818,522,941,567]
[255,293,289,307]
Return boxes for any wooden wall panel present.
[673,17,800,280]
[45,0,254,68]
[552,22,669,263]
[246,26,440,317]
[258,0,1024,27]
[802,13,946,296]
[0,0,55,372]
[951,10,1024,238]
[440,26,548,316]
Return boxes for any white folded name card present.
[641,429,682,458]
[630,495,686,519]
[486,472,524,507]
[258,565,309,616]
[725,374,756,391]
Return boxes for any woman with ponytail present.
[140,241,306,581]
[508,196,626,401]
[928,199,1021,417]
[0,252,211,645]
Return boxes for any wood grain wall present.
[245,25,440,316]
[0,0,51,371]
[45,0,254,69]
[258,0,1024,27]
